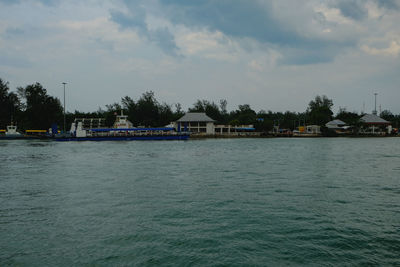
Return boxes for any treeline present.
[1,78,400,131]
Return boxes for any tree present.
[307,95,333,125]
[231,104,256,125]
[189,99,223,122]
[173,103,185,120]
[17,83,63,129]
[158,103,174,126]
[0,79,21,128]
[335,108,361,126]
[380,110,395,122]
[135,91,160,126]
[120,91,174,127]
[105,102,122,127]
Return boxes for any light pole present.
[62,82,67,134]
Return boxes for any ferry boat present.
[56,112,189,141]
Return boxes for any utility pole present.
[62,82,67,134]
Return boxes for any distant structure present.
[174,113,215,134]
[372,93,378,115]
[325,119,347,129]
[325,119,352,135]
[173,112,256,136]
[360,114,391,135]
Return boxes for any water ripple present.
[1,138,400,265]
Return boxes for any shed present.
[175,112,215,134]
[360,114,390,125]
[326,119,347,129]
[176,113,215,123]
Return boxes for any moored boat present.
[56,112,190,141]
[0,124,24,139]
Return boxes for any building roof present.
[360,114,390,124]
[176,112,215,122]
[326,119,346,128]
[326,119,346,126]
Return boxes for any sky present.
[0,0,399,114]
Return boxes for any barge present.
[56,112,189,141]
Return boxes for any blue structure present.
[56,135,189,141]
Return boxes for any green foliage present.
[17,83,63,129]
[120,91,175,127]
[0,79,21,128]
[307,95,333,125]
[189,99,225,123]
[255,110,305,131]
[380,110,394,121]
[229,119,240,126]
[105,103,122,127]
[335,108,361,126]
[230,104,256,125]
[2,77,400,133]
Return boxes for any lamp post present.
[62,82,67,134]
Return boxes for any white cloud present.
[1,0,400,113]
[362,41,400,56]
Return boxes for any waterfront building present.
[174,112,257,136]
[174,113,215,134]
[214,124,257,136]
[325,119,352,134]
[293,125,321,137]
[359,114,392,135]
[326,119,346,129]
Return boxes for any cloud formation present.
[0,0,400,113]
[110,0,398,64]
[110,1,180,56]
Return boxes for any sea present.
[0,138,399,266]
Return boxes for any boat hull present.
[55,135,190,141]
[0,135,51,140]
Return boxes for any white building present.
[174,113,215,134]
[325,119,346,129]
[360,114,392,134]
[173,112,257,136]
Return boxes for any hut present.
[173,112,257,136]
[325,119,352,134]
[325,119,346,129]
[360,114,391,134]
[174,113,215,134]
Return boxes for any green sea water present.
[0,138,399,266]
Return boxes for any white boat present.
[0,123,23,139]
[113,111,133,129]
[61,111,190,141]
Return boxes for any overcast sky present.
[0,0,399,114]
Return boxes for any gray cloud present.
[111,0,357,64]
[332,0,400,21]
[161,0,303,46]
[0,53,32,68]
[4,27,25,37]
[0,0,60,5]
[374,0,399,9]
[334,0,368,20]
[110,1,180,57]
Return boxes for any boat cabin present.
[113,111,133,129]
[6,125,21,136]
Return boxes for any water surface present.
[0,138,399,265]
